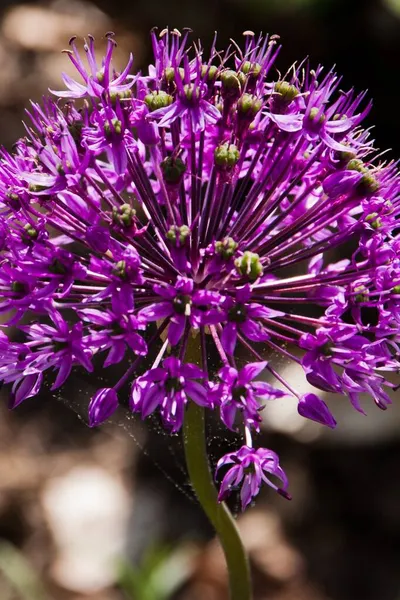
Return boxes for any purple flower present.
[209,361,286,431]
[0,29,399,508]
[50,33,134,99]
[220,286,283,355]
[139,277,222,345]
[130,357,208,432]
[216,446,291,510]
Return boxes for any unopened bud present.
[112,203,136,228]
[166,225,190,245]
[237,93,262,117]
[214,143,240,169]
[215,237,238,259]
[235,251,263,280]
[160,156,186,184]
[145,90,173,112]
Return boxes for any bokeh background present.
[0,0,400,599]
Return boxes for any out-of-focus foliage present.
[117,544,192,600]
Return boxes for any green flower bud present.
[365,212,382,229]
[112,203,136,228]
[23,223,38,240]
[113,259,127,280]
[339,149,356,163]
[11,281,26,294]
[166,225,190,246]
[28,183,49,193]
[235,251,263,280]
[145,90,174,112]
[109,89,132,103]
[392,285,400,295]
[215,237,238,259]
[220,70,241,94]
[183,84,200,102]
[104,118,122,138]
[274,81,299,104]
[214,143,240,169]
[346,158,367,173]
[354,284,369,303]
[309,107,326,124]
[164,67,185,83]
[201,64,218,81]
[49,259,67,275]
[237,93,262,117]
[160,156,186,184]
[240,61,262,78]
[358,173,380,195]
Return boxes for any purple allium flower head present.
[1,29,400,508]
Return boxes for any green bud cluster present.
[104,118,122,137]
[145,90,173,112]
[109,89,132,103]
[112,203,136,228]
[23,223,38,240]
[365,212,382,229]
[201,64,218,81]
[160,156,186,184]
[11,281,26,294]
[183,84,200,103]
[237,93,262,117]
[220,69,241,95]
[274,81,299,105]
[240,61,262,78]
[235,251,263,280]
[28,183,49,193]
[164,67,185,83]
[113,259,127,280]
[309,107,326,124]
[354,284,369,302]
[166,225,190,245]
[215,237,238,259]
[214,143,240,169]
[346,158,380,194]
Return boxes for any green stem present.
[183,401,252,600]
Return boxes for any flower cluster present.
[1,29,399,510]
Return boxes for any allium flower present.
[1,29,399,509]
[216,446,290,510]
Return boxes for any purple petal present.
[142,384,164,418]
[239,361,267,383]
[139,302,172,321]
[221,322,238,355]
[168,316,186,346]
[185,381,208,406]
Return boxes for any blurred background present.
[0,0,400,599]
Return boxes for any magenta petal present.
[139,302,172,321]
[185,381,208,406]
[239,361,267,383]
[141,385,164,418]
[221,322,238,355]
[168,316,185,346]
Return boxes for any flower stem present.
[183,401,252,600]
